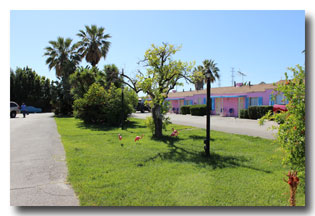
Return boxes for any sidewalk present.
[10,113,79,206]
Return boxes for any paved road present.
[131,112,278,139]
[10,113,79,206]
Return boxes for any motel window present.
[275,94,287,104]
[185,100,193,105]
[249,97,259,106]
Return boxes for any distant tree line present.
[10,67,53,112]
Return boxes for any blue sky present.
[10,10,305,94]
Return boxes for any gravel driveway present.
[10,113,79,206]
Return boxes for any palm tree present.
[44,37,80,115]
[103,64,121,89]
[192,65,205,90]
[44,37,80,78]
[202,59,220,83]
[77,25,111,67]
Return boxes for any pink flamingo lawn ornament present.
[118,134,122,141]
[118,134,124,147]
[170,128,179,137]
[135,134,144,142]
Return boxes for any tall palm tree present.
[192,65,205,90]
[202,59,220,83]
[77,25,111,67]
[44,37,80,78]
[44,37,80,115]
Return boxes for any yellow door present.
[215,98,221,115]
[238,97,244,117]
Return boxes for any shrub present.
[260,65,305,188]
[180,105,191,115]
[144,116,155,135]
[73,83,136,125]
[144,116,172,136]
[240,109,249,119]
[190,105,207,116]
[248,105,273,119]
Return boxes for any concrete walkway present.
[10,113,79,206]
[131,112,278,139]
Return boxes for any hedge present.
[247,105,273,119]
[180,105,191,115]
[190,105,207,116]
[240,109,249,119]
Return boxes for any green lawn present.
[55,117,305,206]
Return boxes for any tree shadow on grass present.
[76,119,146,132]
[188,135,215,142]
[145,136,271,173]
[53,115,73,118]
[76,122,116,132]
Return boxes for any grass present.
[55,117,305,206]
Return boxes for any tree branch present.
[180,74,193,84]
[122,74,142,93]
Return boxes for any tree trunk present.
[152,104,163,138]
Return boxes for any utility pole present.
[121,68,124,130]
[231,67,235,86]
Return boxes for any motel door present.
[238,97,245,117]
[179,100,184,107]
[215,98,222,115]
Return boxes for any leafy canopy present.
[191,59,220,90]
[77,25,111,67]
[137,43,194,106]
[44,37,80,78]
[73,83,137,125]
[260,65,305,187]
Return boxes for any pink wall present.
[222,98,239,117]
[168,88,277,117]
[170,100,179,113]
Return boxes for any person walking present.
[21,103,27,118]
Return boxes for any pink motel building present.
[166,81,287,117]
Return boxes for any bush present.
[73,83,136,125]
[180,105,191,115]
[260,65,305,189]
[144,116,172,136]
[190,105,207,116]
[248,105,273,119]
[144,116,155,135]
[240,109,249,119]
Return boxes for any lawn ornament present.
[170,128,179,137]
[118,134,122,141]
[284,171,299,206]
[135,134,144,142]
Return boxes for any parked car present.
[10,101,20,118]
[26,106,42,113]
[136,99,151,113]
[273,104,288,113]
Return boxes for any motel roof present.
[168,80,285,98]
